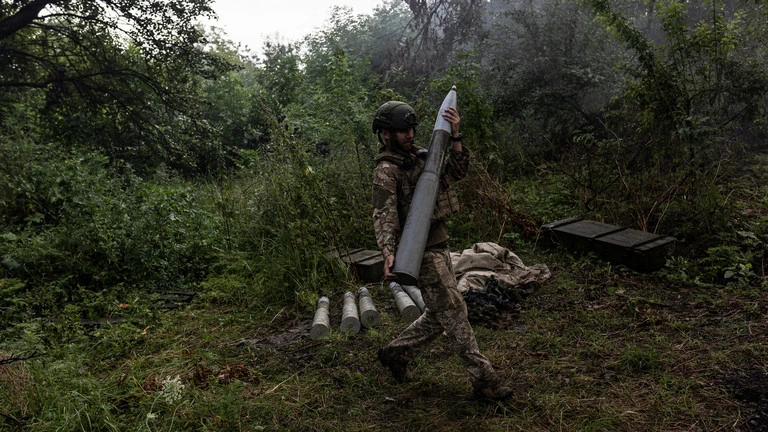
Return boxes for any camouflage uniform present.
[372,144,501,390]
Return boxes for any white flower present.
[159,375,185,404]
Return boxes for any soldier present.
[371,101,512,401]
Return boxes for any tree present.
[551,0,768,236]
[402,0,485,77]
[585,0,768,161]
[0,0,219,89]
[0,0,233,174]
[337,0,486,92]
[259,40,303,116]
[199,28,265,155]
[477,0,627,168]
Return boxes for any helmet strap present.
[388,133,417,168]
[377,131,385,146]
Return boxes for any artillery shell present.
[357,287,380,328]
[310,296,330,340]
[389,282,421,323]
[341,291,361,335]
[401,284,425,312]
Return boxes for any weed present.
[618,346,660,374]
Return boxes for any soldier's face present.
[384,128,414,152]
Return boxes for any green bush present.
[0,144,223,315]
[206,136,369,308]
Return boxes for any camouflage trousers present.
[385,248,501,389]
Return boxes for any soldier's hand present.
[442,106,461,136]
[383,255,396,280]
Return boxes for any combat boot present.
[473,384,513,401]
[377,346,413,383]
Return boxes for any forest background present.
[1,0,768,430]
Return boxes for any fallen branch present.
[0,411,21,426]
[0,350,43,366]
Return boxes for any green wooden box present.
[544,218,624,253]
[328,248,384,283]
[593,229,676,272]
[542,218,676,272]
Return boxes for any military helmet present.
[372,101,419,133]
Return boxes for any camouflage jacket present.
[372,144,470,259]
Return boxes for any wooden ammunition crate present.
[626,235,676,272]
[328,248,384,283]
[542,218,676,272]
[544,218,624,253]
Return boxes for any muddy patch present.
[723,367,768,431]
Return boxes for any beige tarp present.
[451,242,551,293]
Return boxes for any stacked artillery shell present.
[357,287,380,328]
[401,284,425,312]
[310,296,330,340]
[389,282,421,323]
[340,291,361,335]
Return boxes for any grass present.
[2,247,766,431]
[2,152,768,431]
